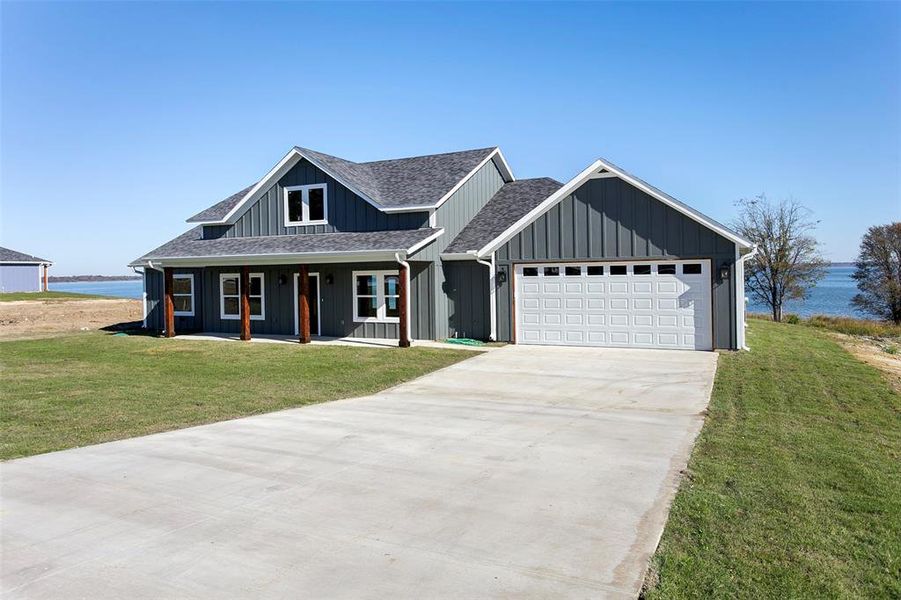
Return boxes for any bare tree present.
[733,195,828,322]
[851,223,901,324]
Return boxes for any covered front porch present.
[145,260,435,348]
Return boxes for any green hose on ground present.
[444,338,486,346]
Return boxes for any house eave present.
[130,250,411,269]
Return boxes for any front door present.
[294,273,321,336]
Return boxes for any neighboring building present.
[0,247,52,293]
[131,146,755,350]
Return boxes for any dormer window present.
[284,183,328,226]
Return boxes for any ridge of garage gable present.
[477,158,754,257]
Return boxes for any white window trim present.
[283,183,328,227]
[352,270,400,324]
[172,273,195,317]
[219,272,265,321]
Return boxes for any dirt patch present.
[833,333,901,393]
[0,299,142,340]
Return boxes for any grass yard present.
[0,332,472,460]
[0,290,110,301]
[645,319,900,598]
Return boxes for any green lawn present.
[0,290,111,301]
[0,332,472,460]
[645,319,901,598]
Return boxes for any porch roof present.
[130,226,443,267]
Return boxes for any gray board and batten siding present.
[145,262,435,340]
[411,158,506,340]
[202,158,429,240]
[493,176,739,349]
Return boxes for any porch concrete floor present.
[174,332,493,351]
[2,345,717,599]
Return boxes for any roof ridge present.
[360,146,497,166]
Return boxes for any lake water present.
[50,279,143,300]
[747,265,860,318]
[49,266,861,318]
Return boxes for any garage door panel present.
[543,282,561,293]
[516,260,712,351]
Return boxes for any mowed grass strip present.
[0,291,112,301]
[645,319,901,598]
[0,333,473,460]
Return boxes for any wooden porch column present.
[163,267,175,338]
[42,264,49,291]
[298,264,311,344]
[398,262,410,348]
[240,266,251,341]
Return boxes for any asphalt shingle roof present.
[444,178,563,254]
[0,246,51,264]
[186,184,257,224]
[132,227,441,264]
[187,147,498,223]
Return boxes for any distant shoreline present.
[49,275,141,283]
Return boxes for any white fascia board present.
[191,147,385,225]
[379,147,515,214]
[476,160,604,256]
[476,157,754,256]
[593,157,753,249]
[439,252,479,261]
[190,146,516,222]
[0,260,52,265]
[131,250,408,268]
[405,228,445,255]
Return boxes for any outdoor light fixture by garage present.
[719,264,730,279]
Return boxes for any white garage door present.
[515,260,712,350]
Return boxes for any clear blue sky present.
[2,1,898,275]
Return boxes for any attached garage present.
[515,260,712,350]
[443,157,756,351]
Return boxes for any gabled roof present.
[443,178,563,256]
[187,146,514,224]
[0,246,51,264]
[130,227,443,267]
[475,157,754,256]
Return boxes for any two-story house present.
[131,146,755,350]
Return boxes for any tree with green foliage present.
[733,195,828,322]
[852,223,901,324]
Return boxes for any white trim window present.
[220,273,265,320]
[172,273,195,316]
[284,183,328,226]
[353,270,400,323]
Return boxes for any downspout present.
[144,261,165,330]
[394,252,412,342]
[735,246,758,351]
[474,252,497,342]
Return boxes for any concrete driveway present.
[2,345,717,599]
